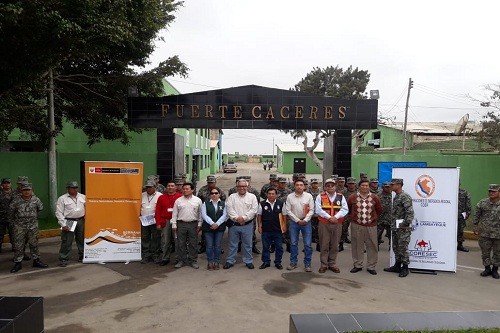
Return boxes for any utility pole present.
[48,68,57,213]
[402,78,413,155]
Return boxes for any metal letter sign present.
[128,85,378,130]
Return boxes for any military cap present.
[391,178,404,185]
[66,181,79,188]
[236,176,245,181]
[278,177,287,183]
[337,177,345,182]
[382,181,392,187]
[297,173,306,178]
[1,178,11,184]
[174,178,184,185]
[21,183,32,190]
[147,175,159,182]
[370,178,379,183]
[488,184,499,191]
[360,172,368,178]
[269,174,278,180]
[206,175,216,183]
[331,174,339,179]
[324,178,336,185]
[310,178,319,184]
[145,180,156,187]
[292,173,299,179]
[347,177,357,184]
[244,175,251,180]
[17,176,29,184]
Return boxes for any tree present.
[475,84,500,150]
[282,66,371,172]
[0,0,188,147]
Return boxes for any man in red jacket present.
[155,180,182,266]
[347,179,383,275]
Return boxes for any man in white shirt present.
[224,179,258,269]
[315,178,349,273]
[140,180,162,264]
[284,179,315,272]
[56,181,86,267]
[171,182,202,269]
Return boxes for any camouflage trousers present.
[392,228,411,265]
[457,216,466,243]
[341,219,350,242]
[478,236,500,267]
[377,219,391,243]
[13,221,40,263]
[311,216,319,243]
[0,221,14,250]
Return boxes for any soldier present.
[13,176,32,260]
[383,178,414,278]
[308,179,321,251]
[0,178,14,252]
[196,175,226,254]
[369,178,381,195]
[260,174,278,200]
[277,177,292,252]
[339,177,357,251]
[377,182,393,245]
[287,174,299,192]
[359,172,369,183]
[174,177,184,194]
[148,175,166,194]
[457,183,472,252]
[10,183,48,273]
[56,181,86,267]
[228,176,243,196]
[336,177,346,194]
[473,184,500,279]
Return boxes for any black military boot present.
[384,261,402,273]
[457,242,469,252]
[32,259,48,268]
[252,244,261,254]
[344,238,351,244]
[338,242,344,252]
[492,266,499,279]
[198,244,206,254]
[286,243,291,253]
[480,265,492,277]
[399,264,409,277]
[10,262,22,273]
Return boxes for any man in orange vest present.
[314,178,349,273]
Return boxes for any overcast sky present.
[146,0,499,154]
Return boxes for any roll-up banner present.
[391,167,459,272]
[83,161,143,263]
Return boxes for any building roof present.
[381,122,480,134]
[276,143,324,153]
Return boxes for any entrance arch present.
[128,85,377,180]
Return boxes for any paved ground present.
[0,163,497,333]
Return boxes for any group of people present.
[2,172,498,280]
[138,172,499,279]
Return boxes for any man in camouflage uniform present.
[339,177,357,251]
[174,177,184,194]
[13,176,32,260]
[277,177,292,252]
[10,183,48,273]
[383,178,414,278]
[369,178,381,195]
[473,184,500,279]
[148,175,166,194]
[336,177,346,194]
[287,174,298,192]
[377,182,393,245]
[307,179,321,251]
[0,178,14,252]
[260,174,278,200]
[359,172,369,183]
[196,175,226,254]
[457,184,472,252]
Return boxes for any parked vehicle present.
[223,162,237,173]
